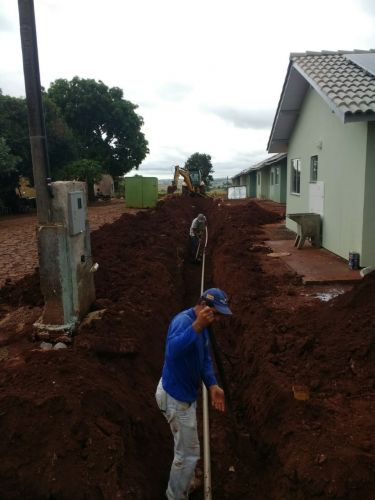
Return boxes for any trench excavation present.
[0,196,374,499]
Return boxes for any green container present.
[124,176,158,208]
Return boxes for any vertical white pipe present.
[200,226,212,499]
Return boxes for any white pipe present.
[200,226,212,499]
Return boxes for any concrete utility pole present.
[18,0,95,335]
[18,0,51,225]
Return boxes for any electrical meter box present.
[68,191,86,235]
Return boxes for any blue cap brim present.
[213,303,232,315]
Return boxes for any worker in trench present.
[189,213,206,263]
[155,288,232,499]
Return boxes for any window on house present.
[270,169,274,186]
[275,167,280,185]
[257,172,261,185]
[291,159,301,194]
[310,155,318,182]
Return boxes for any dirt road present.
[0,199,130,288]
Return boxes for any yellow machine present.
[167,165,205,195]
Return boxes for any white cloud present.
[1,0,375,178]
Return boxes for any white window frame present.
[291,159,301,195]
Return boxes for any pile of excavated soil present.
[0,196,374,499]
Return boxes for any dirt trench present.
[0,196,374,499]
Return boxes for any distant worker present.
[189,213,206,263]
[155,288,232,500]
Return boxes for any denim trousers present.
[155,379,200,500]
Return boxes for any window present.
[270,169,274,186]
[310,155,318,182]
[275,167,280,185]
[291,159,301,194]
[257,172,261,185]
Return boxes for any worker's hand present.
[209,385,225,412]
[193,306,216,332]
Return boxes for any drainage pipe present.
[200,226,212,500]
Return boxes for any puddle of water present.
[314,289,345,302]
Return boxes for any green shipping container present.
[124,176,158,208]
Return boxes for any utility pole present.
[17,0,95,335]
[18,0,52,225]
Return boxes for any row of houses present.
[232,49,375,268]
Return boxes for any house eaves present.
[267,50,375,153]
[231,153,287,180]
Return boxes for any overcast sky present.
[1,0,375,179]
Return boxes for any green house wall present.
[362,122,375,265]
[249,171,257,197]
[269,162,287,203]
[286,87,375,266]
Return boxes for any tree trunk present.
[87,180,96,202]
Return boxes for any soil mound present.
[0,197,374,499]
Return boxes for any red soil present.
[0,196,374,499]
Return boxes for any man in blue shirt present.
[156,288,232,499]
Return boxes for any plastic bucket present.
[348,252,360,270]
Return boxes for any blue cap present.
[201,288,232,315]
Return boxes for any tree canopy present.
[0,78,149,208]
[185,152,214,189]
[0,91,31,181]
[47,77,149,178]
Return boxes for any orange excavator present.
[167,165,206,196]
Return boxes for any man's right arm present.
[166,316,198,358]
[166,307,215,357]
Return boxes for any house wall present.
[249,171,257,197]
[256,168,270,199]
[269,162,287,203]
[94,174,114,196]
[239,175,248,196]
[280,163,287,203]
[286,87,367,262]
[362,122,375,266]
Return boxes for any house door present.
[309,181,324,215]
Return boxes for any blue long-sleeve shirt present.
[161,307,217,403]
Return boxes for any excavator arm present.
[167,165,205,196]
[176,167,194,192]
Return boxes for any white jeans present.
[155,379,200,500]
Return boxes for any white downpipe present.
[200,226,212,499]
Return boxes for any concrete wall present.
[286,87,367,262]
[362,122,375,266]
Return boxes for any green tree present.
[0,137,20,175]
[43,94,78,172]
[0,89,77,191]
[185,153,214,189]
[47,77,149,180]
[57,159,103,201]
[0,90,32,181]
[0,137,21,209]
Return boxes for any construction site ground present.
[0,196,374,499]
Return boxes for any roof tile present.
[291,51,375,118]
